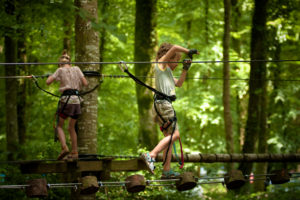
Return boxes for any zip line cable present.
[0,59,300,66]
[1,74,300,82]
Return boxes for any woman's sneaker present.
[140,153,155,174]
[161,169,180,179]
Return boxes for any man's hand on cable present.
[187,49,199,59]
[182,59,192,71]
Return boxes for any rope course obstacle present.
[0,153,299,197]
[0,169,299,198]
[0,153,298,174]
[1,59,300,197]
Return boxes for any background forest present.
[0,0,300,199]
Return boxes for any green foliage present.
[1,0,300,199]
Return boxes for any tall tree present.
[4,0,19,161]
[231,0,246,153]
[99,0,108,77]
[74,0,99,199]
[63,0,73,54]
[231,0,241,56]
[134,0,158,149]
[239,0,269,179]
[223,0,234,171]
[16,0,28,148]
[204,0,209,45]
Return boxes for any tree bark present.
[223,0,234,172]
[134,0,158,149]
[62,0,75,54]
[74,0,99,199]
[4,0,19,161]
[63,18,72,53]
[204,0,209,45]
[231,0,241,56]
[239,0,269,179]
[99,0,108,77]
[16,0,28,147]
[230,0,245,153]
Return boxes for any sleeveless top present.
[154,64,176,96]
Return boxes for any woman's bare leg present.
[162,143,174,171]
[57,117,67,150]
[68,118,78,153]
[150,130,180,159]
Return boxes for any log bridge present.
[12,153,300,196]
[19,153,300,178]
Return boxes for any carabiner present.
[118,61,128,72]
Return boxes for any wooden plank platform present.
[20,159,148,174]
[18,153,300,175]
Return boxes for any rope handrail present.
[0,59,300,66]
[1,74,300,82]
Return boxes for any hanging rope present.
[31,75,100,98]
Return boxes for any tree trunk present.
[99,0,108,78]
[201,0,210,87]
[74,0,99,199]
[230,0,245,153]
[223,0,234,172]
[16,0,28,148]
[63,19,72,53]
[239,0,268,179]
[134,0,158,149]
[254,77,268,191]
[204,0,209,45]
[231,0,241,56]
[4,0,19,161]
[236,92,247,152]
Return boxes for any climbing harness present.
[119,61,184,168]
[31,72,100,141]
[153,95,184,168]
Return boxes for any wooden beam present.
[19,154,300,174]
[156,153,300,163]
[111,159,148,171]
[20,159,148,174]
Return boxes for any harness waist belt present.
[154,94,176,102]
[62,89,79,96]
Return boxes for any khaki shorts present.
[152,100,178,134]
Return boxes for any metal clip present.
[118,61,128,72]
[98,181,103,187]
[31,75,38,82]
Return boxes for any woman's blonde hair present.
[58,49,70,67]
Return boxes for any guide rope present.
[1,59,300,66]
[2,74,300,82]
